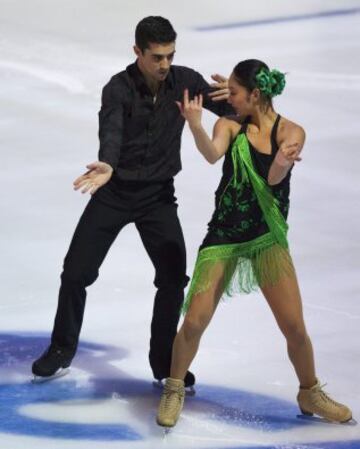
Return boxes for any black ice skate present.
[31,344,73,383]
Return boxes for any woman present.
[156,59,352,427]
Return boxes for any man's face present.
[134,42,176,83]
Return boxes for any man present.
[32,16,231,388]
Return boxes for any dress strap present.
[270,114,281,154]
[240,116,251,135]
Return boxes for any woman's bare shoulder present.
[278,116,305,139]
[214,115,242,139]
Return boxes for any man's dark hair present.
[135,16,177,52]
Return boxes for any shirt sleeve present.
[98,79,124,170]
[190,70,234,117]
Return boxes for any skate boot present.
[184,371,195,389]
[153,370,196,395]
[32,344,73,379]
[297,379,352,423]
[157,378,185,427]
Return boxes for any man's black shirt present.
[98,62,233,182]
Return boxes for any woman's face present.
[227,73,255,118]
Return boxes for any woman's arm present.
[268,123,305,186]
[177,89,233,164]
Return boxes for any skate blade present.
[152,379,196,396]
[297,413,357,426]
[162,426,172,436]
[156,420,174,436]
[31,367,70,384]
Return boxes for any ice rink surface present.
[1,1,360,448]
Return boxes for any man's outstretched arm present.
[98,80,124,170]
[73,79,124,195]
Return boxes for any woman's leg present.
[260,261,352,422]
[260,265,317,388]
[170,261,227,380]
[157,260,228,427]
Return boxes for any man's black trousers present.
[51,177,189,380]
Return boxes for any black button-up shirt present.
[98,62,233,182]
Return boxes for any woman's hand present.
[275,142,302,166]
[176,89,203,129]
[73,161,113,195]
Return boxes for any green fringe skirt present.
[182,232,294,313]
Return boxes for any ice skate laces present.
[316,383,340,407]
[162,384,184,412]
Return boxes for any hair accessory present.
[255,68,286,97]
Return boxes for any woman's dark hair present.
[233,59,286,107]
[135,16,177,52]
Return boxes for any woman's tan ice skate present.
[156,378,185,428]
[297,380,352,423]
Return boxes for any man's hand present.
[208,73,229,102]
[275,142,302,167]
[176,89,203,129]
[73,161,113,195]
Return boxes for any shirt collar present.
[126,61,175,94]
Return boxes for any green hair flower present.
[255,68,286,98]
